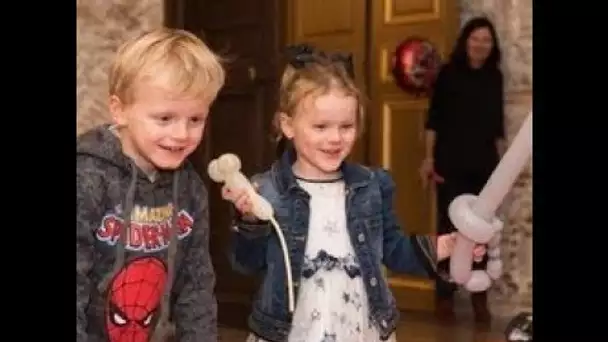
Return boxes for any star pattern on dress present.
[350,292,363,311]
[314,277,325,290]
[320,331,336,342]
[322,219,339,237]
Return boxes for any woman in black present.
[420,17,505,324]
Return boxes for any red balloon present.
[392,38,442,96]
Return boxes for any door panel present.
[286,0,368,163]
[175,0,286,327]
[369,0,459,311]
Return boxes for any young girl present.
[223,45,462,342]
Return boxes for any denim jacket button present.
[358,233,365,243]
[370,277,377,287]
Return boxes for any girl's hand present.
[436,234,488,262]
[221,184,259,222]
[436,233,456,261]
[472,244,487,262]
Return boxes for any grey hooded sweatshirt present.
[76,125,217,342]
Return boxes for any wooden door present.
[286,0,368,163]
[167,0,286,328]
[368,0,459,311]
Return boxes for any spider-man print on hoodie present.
[76,125,217,342]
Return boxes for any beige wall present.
[76,0,163,136]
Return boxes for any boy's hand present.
[221,183,259,222]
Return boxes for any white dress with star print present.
[282,179,396,342]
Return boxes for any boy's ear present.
[278,112,294,139]
[108,95,127,127]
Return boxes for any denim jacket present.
[228,149,437,342]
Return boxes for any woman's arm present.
[494,71,506,156]
[423,66,450,166]
[424,66,449,139]
[424,130,437,162]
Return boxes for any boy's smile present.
[109,82,211,174]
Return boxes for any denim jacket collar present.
[271,146,373,195]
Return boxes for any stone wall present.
[460,0,533,315]
[76,0,163,136]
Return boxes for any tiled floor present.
[218,310,507,342]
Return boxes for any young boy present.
[76,28,225,342]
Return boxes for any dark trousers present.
[435,170,491,299]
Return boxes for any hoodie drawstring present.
[150,171,180,341]
[97,165,139,293]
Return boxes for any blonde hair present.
[274,55,365,142]
[109,28,225,105]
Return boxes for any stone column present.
[77,0,163,136]
[459,0,533,316]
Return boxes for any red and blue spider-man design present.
[105,257,167,342]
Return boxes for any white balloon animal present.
[208,153,295,312]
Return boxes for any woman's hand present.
[419,158,445,188]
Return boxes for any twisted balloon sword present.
[449,113,532,292]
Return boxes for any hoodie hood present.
[77,124,182,340]
[77,124,178,186]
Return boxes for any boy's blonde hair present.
[109,28,225,105]
[274,53,364,141]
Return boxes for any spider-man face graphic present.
[105,257,167,342]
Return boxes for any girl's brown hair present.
[274,46,365,156]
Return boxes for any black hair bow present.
[285,43,355,79]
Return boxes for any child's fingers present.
[221,186,233,200]
[473,245,487,257]
[222,186,257,215]
[234,194,247,210]
[235,194,253,214]
[241,198,253,213]
[437,235,453,257]
[223,186,246,202]
[446,238,455,250]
